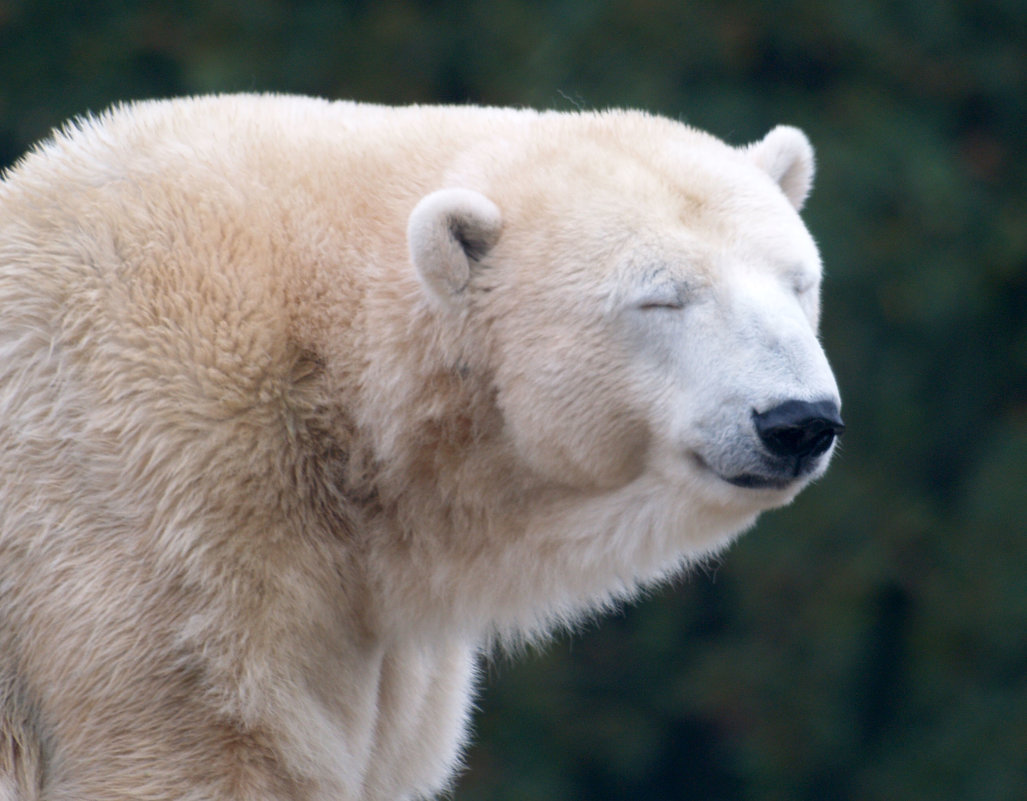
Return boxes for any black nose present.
[753,399,845,460]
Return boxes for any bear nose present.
[753,399,845,460]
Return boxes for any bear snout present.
[709,399,843,490]
[753,399,845,461]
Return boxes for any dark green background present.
[3,2,1024,799]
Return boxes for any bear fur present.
[0,95,840,800]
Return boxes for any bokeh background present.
[2,1,1024,799]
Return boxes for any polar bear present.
[0,95,842,800]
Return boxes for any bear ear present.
[408,188,503,307]
[747,126,815,211]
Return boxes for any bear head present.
[407,116,841,520]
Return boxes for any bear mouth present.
[692,451,824,492]
[721,472,797,491]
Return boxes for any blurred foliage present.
[2,1,1025,799]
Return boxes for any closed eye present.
[787,266,818,296]
[794,279,817,296]
[638,297,685,311]
[635,282,691,311]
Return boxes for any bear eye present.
[788,268,818,296]
[636,282,689,311]
[794,279,817,297]
[638,298,684,311]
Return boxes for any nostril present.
[753,399,845,460]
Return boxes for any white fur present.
[0,95,839,800]
[408,188,502,306]
[747,124,816,209]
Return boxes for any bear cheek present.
[507,398,651,490]
[583,414,651,489]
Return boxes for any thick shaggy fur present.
[0,95,838,800]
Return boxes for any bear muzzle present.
[721,399,844,490]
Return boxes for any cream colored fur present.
[0,95,838,800]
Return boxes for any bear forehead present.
[467,113,804,238]
[481,137,815,280]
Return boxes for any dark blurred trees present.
[2,1,1025,799]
